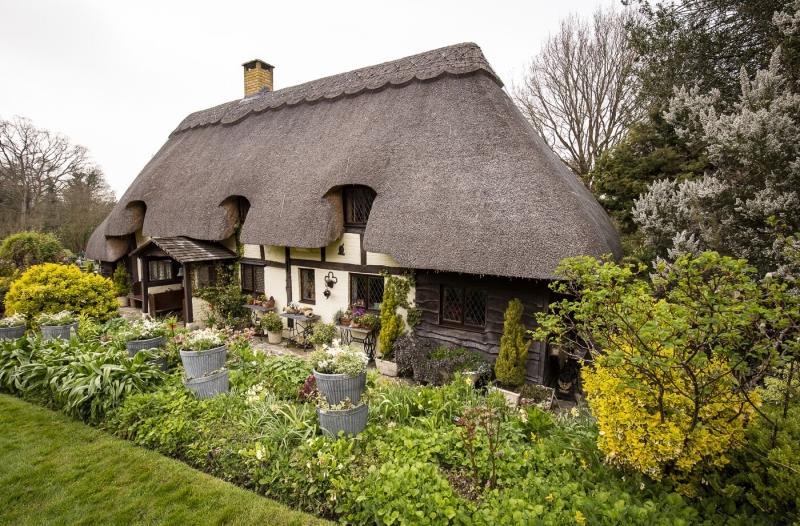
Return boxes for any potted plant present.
[350,307,365,328]
[335,307,352,326]
[360,312,380,332]
[122,318,169,357]
[178,327,227,378]
[0,313,26,340]
[37,311,79,341]
[265,295,276,308]
[490,298,531,406]
[309,340,368,406]
[309,322,337,348]
[260,311,284,344]
[518,383,556,411]
[183,367,229,398]
[113,263,131,307]
[315,394,368,439]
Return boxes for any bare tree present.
[0,116,97,231]
[513,7,643,182]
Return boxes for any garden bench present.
[130,281,144,309]
[147,289,184,316]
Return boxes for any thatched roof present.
[88,43,621,279]
[130,237,236,263]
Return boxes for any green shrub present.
[0,231,65,270]
[308,322,336,346]
[5,263,118,324]
[260,311,283,333]
[112,262,131,296]
[494,298,529,389]
[378,275,403,360]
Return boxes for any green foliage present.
[193,269,249,326]
[378,273,403,360]
[308,341,368,377]
[494,298,530,389]
[5,263,118,324]
[591,109,708,233]
[112,262,131,296]
[309,322,337,346]
[533,252,799,491]
[0,231,65,270]
[260,311,283,333]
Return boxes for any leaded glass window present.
[300,268,316,303]
[344,186,376,227]
[148,260,174,282]
[350,273,384,311]
[440,285,487,328]
[241,264,264,294]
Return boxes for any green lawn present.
[0,394,332,526]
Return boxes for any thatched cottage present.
[87,43,621,385]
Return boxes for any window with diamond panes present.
[241,264,264,295]
[350,274,384,311]
[344,186,376,227]
[300,268,316,303]
[440,285,487,328]
[148,260,174,282]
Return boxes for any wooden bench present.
[147,289,185,316]
[130,281,144,309]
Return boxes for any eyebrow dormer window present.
[343,185,376,228]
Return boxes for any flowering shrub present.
[308,340,368,377]
[0,313,26,328]
[121,319,168,341]
[36,310,77,326]
[181,328,225,352]
[5,263,118,323]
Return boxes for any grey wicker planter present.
[313,370,367,406]
[148,357,168,372]
[180,345,227,378]
[41,322,79,341]
[183,368,229,399]
[0,325,26,340]
[126,336,167,357]
[317,403,368,439]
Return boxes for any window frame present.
[241,263,265,295]
[299,268,316,304]
[147,258,179,285]
[439,285,488,331]
[343,185,376,229]
[349,273,385,313]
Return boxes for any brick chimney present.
[242,59,274,97]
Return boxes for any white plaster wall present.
[264,246,285,263]
[192,297,211,328]
[243,244,261,259]
[325,233,361,265]
[366,252,401,267]
[290,247,321,261]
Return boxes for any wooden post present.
[183,263,193,325]
[285,247,293,328]
[141,257,150,315]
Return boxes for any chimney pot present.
[242,59,274,97]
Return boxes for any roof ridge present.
[173,42,500,134]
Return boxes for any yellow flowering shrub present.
[583,343,754,484]
[5,263,118,324]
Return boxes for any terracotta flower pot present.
[340,317,351,326]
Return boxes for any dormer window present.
[343,185,376,228]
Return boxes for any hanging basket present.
[313,370,366,406]
[180,345,227,378]
[41,323,79,341]
[126,336,167,357]
[183,369,229,399]
[317,403,368,439]
[0,325,26,340]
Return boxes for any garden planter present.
[41,323,79,341]
[117,296,129,307]
[148,357,168,372]
[313,370,366,406]
[339,317,351,326]
[488,386,521,407]
[375,358,398,377]
[180,344,227,378]
[267,331,283,344]
[0,325,26,340]
[317,403,368,438]
[183,368,229,398]
[126,336,167,357]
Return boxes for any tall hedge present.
[0,231,65,270]
[494,298,530,389]
[5,263,118,324]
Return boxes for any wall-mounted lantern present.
[323,288,332,299]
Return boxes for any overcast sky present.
[1,0,615,197]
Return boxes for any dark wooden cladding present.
[415,270,550,384]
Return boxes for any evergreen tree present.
[494,298,530,389]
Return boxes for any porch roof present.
[130,237,236,264]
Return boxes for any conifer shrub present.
[0,231,65,269]
[112,263,131,297]
[494,298,530,389]
[5,263,118,325]
[378,274,403,360]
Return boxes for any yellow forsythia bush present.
[582,343,754,487]
[5,263,118,324]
